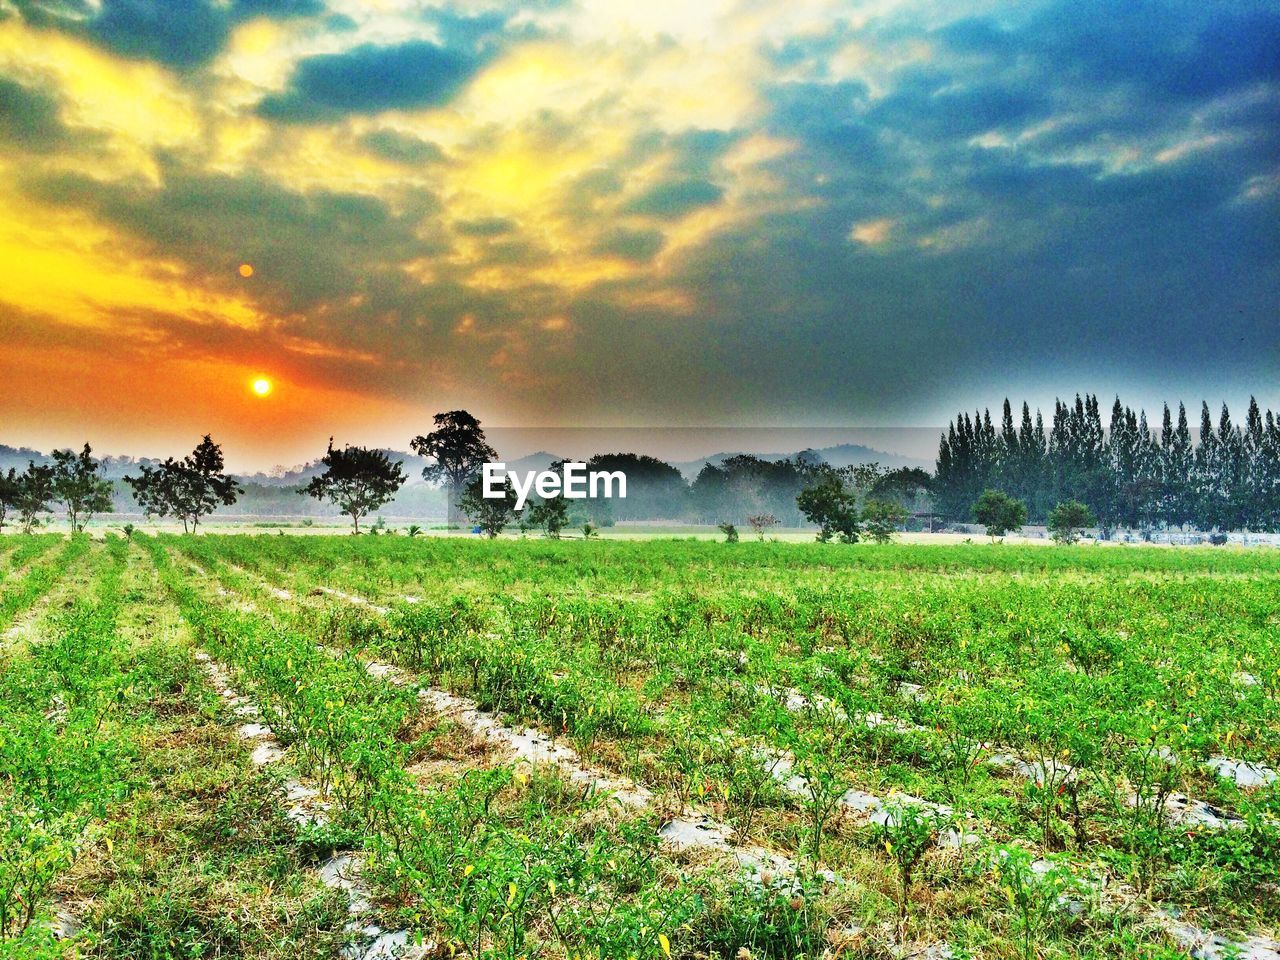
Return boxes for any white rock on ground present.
[370,660,808,882]
[195,651,426,959]
[1205,756,1277,788]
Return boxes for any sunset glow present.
[0,0,1274,470]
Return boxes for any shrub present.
[1047,500,1095,545]
[862,499,909,543]
[972,490,1027,539]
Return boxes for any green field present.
[2,535,1277,959]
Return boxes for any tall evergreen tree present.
[935,394,1279,534]
[1261,410,1280,530]
[1243,397,1267,529]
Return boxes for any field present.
[1,535,1277,960]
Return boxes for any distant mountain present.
[503,451,564,473]
[0,443,50,472]
[673,442,930,479]
[3,440,930,489]
[0,444,167,480]
[239,449,433,487]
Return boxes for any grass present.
[2,533,1277,958]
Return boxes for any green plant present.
[972,489,1027,539]
[989,848,1087,960]
[872,801,948,925]
[1048,500,1095,545]
[862,499,909,543]
[124,435,242,533]
[796,471,860,543]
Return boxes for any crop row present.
[167,536,1280,956]
[146,538,855,960]
[1,539,138,945]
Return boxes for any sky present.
[0,0,1277,469]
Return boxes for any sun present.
[251,377,272,397]
[239,263,254,278]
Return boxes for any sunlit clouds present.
[0,0,1276,467]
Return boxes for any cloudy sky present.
[1,0,1276,468]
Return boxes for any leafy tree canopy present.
[1048,500,1096,545]
[458,474,518,538]
[972,489,1028,539]
[125,435,242,533]
[796,469,861,543]
[52,443,114,531]
[300,440,406,533]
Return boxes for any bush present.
[1047,500,1095,545]
[861,500,908,543]
[972,490,1027,539]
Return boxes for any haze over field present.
[1,0,1277,469]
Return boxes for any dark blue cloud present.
[933,1,1280,104]
[258,40,482,121]
[359,129,446,165]
[679,0,1280,420]
[592,227,665,262]
[90,0,228,69]
[622,179,724,218]
[234,0,326,19]
[764,80,876,164]
[9,0,327,69]
[866,68,1051,139]
[455,217,518,237]
[0,78,66,150]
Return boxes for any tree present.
[796,471,860,543]
[51,443,114,532]
[710,455,818,527]
[458,475,517,538]
[125,435,242,533]
[688,463,729,524]
[410,411,497,523]
[972,489,1027,539]
[1047,500,1095,545]
[933,394,1280,535]
[871,467,933,508]
[862,499,909,543]
[0,468,20,534]
[528,496,569,539]
[15,463,55,533]
[585,453,686,520]
[300,440,406,533]
[746,514,779,539]
[1160,403,1195,529]
[718,522,739,543]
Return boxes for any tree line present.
[4,396,1277,540]
[936,395,1280,535]
[0,410,932,535]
